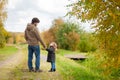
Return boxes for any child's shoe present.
[48,68,56,72]
[53,69,56,72]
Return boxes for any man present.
[24,17,46,72]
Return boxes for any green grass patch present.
[0,46,18,61]
[56,54,106,80]
[56,49,111,80]
[56,49,85,56]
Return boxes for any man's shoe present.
[35,69,43,72]
[29,69,34,72]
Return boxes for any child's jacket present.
[46,47,55,62]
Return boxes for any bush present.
[56,22,80,50]
[111,67,120,79]
[0,30,6,48]
[79,33,97,52]
[79,40,91,52]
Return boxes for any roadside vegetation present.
[0,46,18,61]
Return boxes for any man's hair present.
[31,17,40,24]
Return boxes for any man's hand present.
[41,48,45,50]
[43,45,47,50]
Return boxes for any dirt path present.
[0,50,23,68]
[11,54,63,80]
[0,47,25,80]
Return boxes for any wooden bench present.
[64,54,87,60]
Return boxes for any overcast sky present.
[5,0,92,32]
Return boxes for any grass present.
[0,45,18,61]
[56,55,107,80]
[56,49,112,80]
[56,49,86,56]
[57,55,103,80]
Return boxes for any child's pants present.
[51,62,56,69]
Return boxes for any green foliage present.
[78,50,120,80]
[0,46,18,61]
[5,32,11,43]
[79,40,91,52]
[68,0,120,75]
[77,52,110,79]
[111,67,120,79]
[0,26,10,48]
[43,18,81,51]
[56,21,80,50]
[0,0,9,48]
[79,32,97,52]
[43,18,98,52]
[0,31,5,48]
[13,34,16,44]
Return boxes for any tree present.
[66,31,80,51]
[56,22,80,50]
[42,18,81,50]
[78,32,97,52]
[42,18,64,46]
[68,0,120,77]
[0,0,8,48]
[43,18,97,51]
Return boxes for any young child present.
[46,42,57,72]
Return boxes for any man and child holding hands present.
[24,17,57,72]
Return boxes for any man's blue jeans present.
[28,45,40,70]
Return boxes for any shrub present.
[79,33,97,52]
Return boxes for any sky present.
[5,0,92,32]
